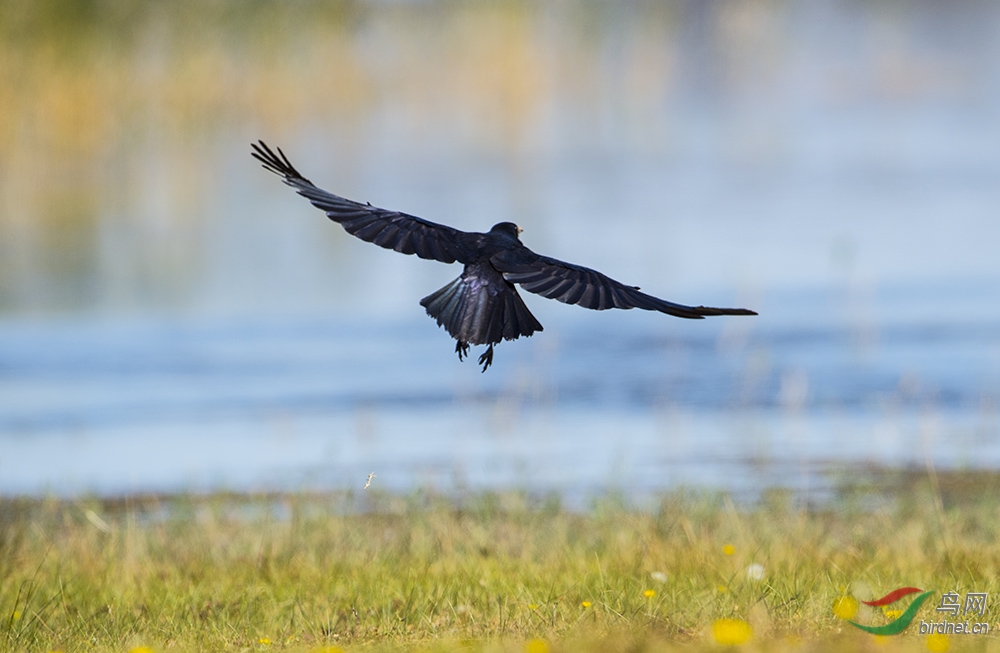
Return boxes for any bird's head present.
[490,222,523,239]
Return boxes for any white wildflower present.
[746,563,766,580]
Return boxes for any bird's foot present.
[477,344,494,372]
[455,340,470,361]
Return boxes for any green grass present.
[2,470,1000,652]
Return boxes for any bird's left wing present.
[491,248,757,319]
[253,141,473,264]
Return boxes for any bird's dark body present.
[420,257,544,368]
[252,141,756,371]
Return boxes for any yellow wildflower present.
[643,589,656,598]
[581,601,592,608]
[926,633,949,652]
[525,638,550,653]
[832,596,858,620]
[722,544,736,556]
[712,618,752,645]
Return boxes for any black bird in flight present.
[252,141,756,371]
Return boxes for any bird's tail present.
[420,276,542,346]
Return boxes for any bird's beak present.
[517,225,523,234]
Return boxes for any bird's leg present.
[477,344,494,372]
[455,340,470,361]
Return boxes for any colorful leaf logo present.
[848,587,934,636]
[862,587,923,607]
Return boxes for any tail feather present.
[469,285,490,341]
[501,292,517,340]
[420,274,542,346]
[444,280,467,329]
[483,291,504,344]
[512,290,542,337]
[422,278,467,336]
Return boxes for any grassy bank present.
[2,470,999,652]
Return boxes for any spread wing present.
[491,249,757,319]
[252,141,473,264]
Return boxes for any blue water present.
[3,281,998,501]
[3,1,1000,501]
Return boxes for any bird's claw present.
[455,340,494,371]
[477,344,494,372]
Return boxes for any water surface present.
[1,0,998,500]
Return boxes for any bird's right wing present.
[252,141,473,264]
[492,248,757,319]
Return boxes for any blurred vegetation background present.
[3,0,996,317]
